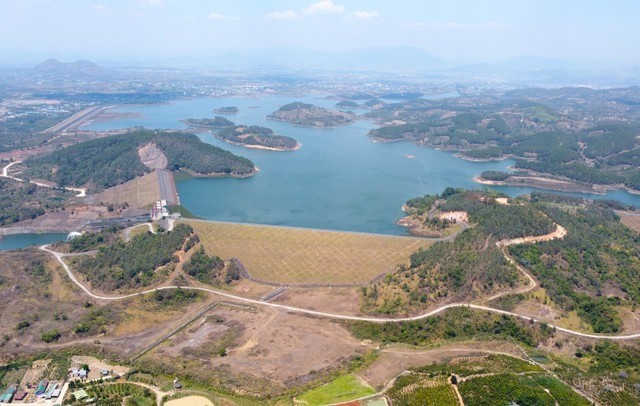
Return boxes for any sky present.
[1,0,639,64]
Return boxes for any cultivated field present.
[87,170,160,208]
[186,220,433,285]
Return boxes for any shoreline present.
[179,166,259,179]
[217,137,301,152]
[473,175,640,196]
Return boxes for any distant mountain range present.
[33,59,102,76]
[0,48,636,87]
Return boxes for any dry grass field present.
[618,210,640,233]
[87,170,160,208]
[186,220,433,285]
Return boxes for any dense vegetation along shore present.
[23,129,256,192]
[185,117,300,151]
[267,102,356,127]
[365,87,640,193]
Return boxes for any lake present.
[84,95,640,235]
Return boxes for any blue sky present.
[1,0,639,63]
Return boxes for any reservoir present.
[0,233,68,251]
[85,95,640,235]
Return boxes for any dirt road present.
[38,219,640,340]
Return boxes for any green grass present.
[298,375,375,405]
[125,396,155,406]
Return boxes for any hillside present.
[361,188,556,315]
[267,102,355,127]
[24,130,255,192]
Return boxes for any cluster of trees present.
[348,307,553,347]
[267,102,354,127]
[362,189,556,314]
[438,189,555,240]
[218,125,298,150]
[77,224,194,291]
[510,202,640,333]
[185,116,234,128]
[24,130,255,192]
[183,246,224,283]
[0,178,72,225]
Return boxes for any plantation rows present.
[388,375,458,406]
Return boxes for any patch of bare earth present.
[618,211,640,233]
[271,287,362,315]
[151,306,369,391]
[138,143,168,170]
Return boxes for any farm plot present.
[458,374,556,406]
[187,220,432,285]
[387,375,458,406]
[298,375,375,405]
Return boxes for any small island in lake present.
[336,100,359,108]
[267,102,355,128]
[213,106,239,114]
[184,117,300,151]
[184,116,234,128]
[218,125,300,151]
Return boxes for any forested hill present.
[24,130,255,192]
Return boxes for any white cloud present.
[207,12,241,21]
[352,10,379,20]
[267,10,298,20]
[303,0,345,15]
[268,1,375,21]
[401,21,510,31]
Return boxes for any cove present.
[84,95,640,235]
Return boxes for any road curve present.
[39,244,640,341]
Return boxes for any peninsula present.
[267,102,356,127]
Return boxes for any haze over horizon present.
[1,0,639,67]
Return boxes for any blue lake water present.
[84,95,640,235]
[0,233,68,251]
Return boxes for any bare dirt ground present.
[2,204,147,233]
[151,306,369,392]
[165,396,214,406]
[138,143,168,170]
[86,171,161,208]
[223,279,275,300]
[360,341,527,389]
[618,210,640,233]
[71,355,130,378]
[496,223,567,247]
[272,287,362,315]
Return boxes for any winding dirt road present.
[38,220,640,340]
[1,161,86,197]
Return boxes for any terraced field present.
[186,220,433,285]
